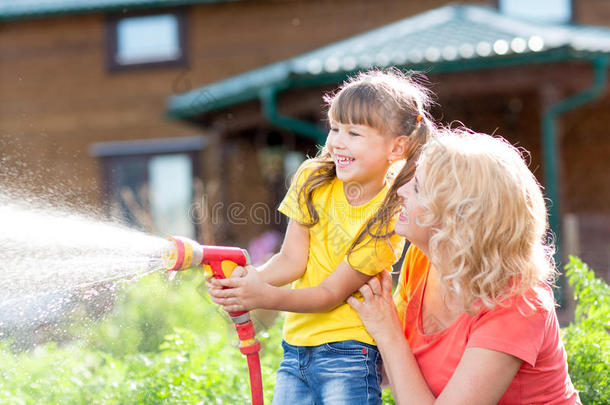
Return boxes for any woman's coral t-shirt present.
[394,245,581,404]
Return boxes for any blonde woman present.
[348,130,581,404]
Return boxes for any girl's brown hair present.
[293,68,434,258]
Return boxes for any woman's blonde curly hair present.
[416,129,556,314]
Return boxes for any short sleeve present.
[278,166,313,224]
[467,301,550,367]
[345,232,405,276]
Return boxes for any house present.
[0,0,485,240]
[1,0,609,284]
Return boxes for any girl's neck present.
[343,177,386,206]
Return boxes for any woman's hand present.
[206,265,271,312]
[350,270,523,405]
[347,270,403,346]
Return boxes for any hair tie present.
[416,115,423,123]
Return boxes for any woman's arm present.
[347,271,522,405]
[209,260,371,313]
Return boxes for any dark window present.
[497,0,572,23]
[91,137,205,238]
[106,11,188,71]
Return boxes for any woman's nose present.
[397,181,409,197]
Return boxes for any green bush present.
[0,325,283,404]
[562,256,610,405]
[0,270,283,404]
[77,271,230,356]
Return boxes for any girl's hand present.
[347,270,403,345]
[204,265,247,296]
[207,265,271,312]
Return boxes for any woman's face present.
[395,172,431,248]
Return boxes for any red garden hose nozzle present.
[162,236,263,405]
[163,236,250,276]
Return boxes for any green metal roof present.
[0,0,238,21]
[167,4,610,119]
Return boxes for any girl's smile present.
[334,154,355,169]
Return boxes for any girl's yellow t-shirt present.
[278,169,404,346]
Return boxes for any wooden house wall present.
[0,0,490,246]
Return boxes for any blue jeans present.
[272,340,382,405]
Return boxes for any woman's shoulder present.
[513,283,556,317]
[404,244,430,274]
[476,283,556,324]
[464,284,558,367]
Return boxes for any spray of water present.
[0,191,171,341]
[0,134,186,354]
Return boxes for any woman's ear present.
[388,135,410,162]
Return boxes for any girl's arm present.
[347,271,522,405]
[209,260,372,313]
[255,219,310,287]
[205,219,308,297]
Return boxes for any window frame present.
[105,9,189,72]
[90,136,205,237]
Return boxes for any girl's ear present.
[388,135,410,162]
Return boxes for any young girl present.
[349,130,581,404]
[208,69,432,404]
